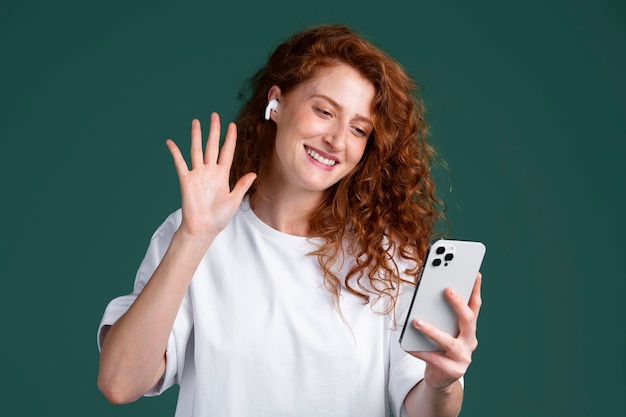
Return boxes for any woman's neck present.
[249,191,321,237]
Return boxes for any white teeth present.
[307,148,336,166]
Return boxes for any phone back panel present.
[399,239,486,352]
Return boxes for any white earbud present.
[264,99,278,120]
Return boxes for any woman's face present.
[267,63,375,199]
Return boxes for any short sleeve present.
[96,210,193,396]
[388,321,426,417]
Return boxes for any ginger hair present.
[231,24,446,313]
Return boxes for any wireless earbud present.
[264,99,278,120]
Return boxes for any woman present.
[97,24,482,417]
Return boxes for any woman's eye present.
[315,108,332,117]
[353,127,369,137]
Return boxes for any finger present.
[409,349,456,370]
[443,287,478,344]
[165,139,189,179]
[412,318,473,366]
[467,273,483,314]
[217,122,238,167]
[445,273,482,327]
[230,172,257,200]
[410,350,468,381]
[190,119,204,169]
[411,318,458,353]
[444,281,480,348]
[204,112,221,164]
[445,287,474,324]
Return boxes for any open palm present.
[165,113,257,238]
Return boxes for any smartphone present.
[399,239,486,352]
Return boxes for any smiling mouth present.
[306,147,337,167]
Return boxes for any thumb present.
[231,172,257,200]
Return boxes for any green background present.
[1,0,624,415]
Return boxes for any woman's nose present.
[323,124,347,151]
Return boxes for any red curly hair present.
[231,24,446,314]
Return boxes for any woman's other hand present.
[408,273,482,390]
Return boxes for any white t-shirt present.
[98,199,427,417]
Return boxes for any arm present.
[97,228,215,404]
[97,114,256,404]
[403,273,482,417]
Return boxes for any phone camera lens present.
[432,258,442,267]
[444,253,454,261]
[436,247,445,255]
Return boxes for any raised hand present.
[408,273,482,391]
[166,113,257,239]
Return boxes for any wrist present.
[424,379,459,396]
[172,227,216,253]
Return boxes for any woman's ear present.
[266,86,282,122]
[267,85,282,102]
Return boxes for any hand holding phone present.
[399,239,486,352]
